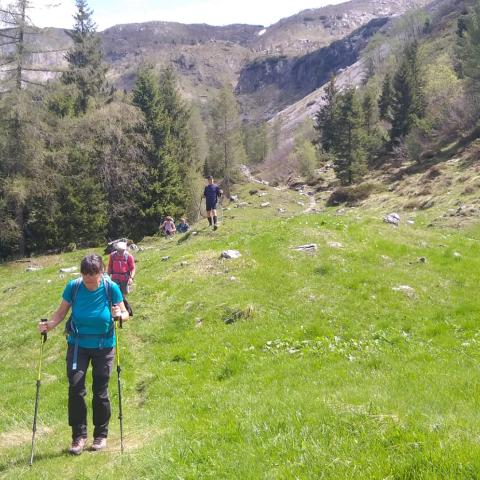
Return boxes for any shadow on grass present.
[0,449,69,473]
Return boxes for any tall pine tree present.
[314,77,339,153]
[332,88,367,185]
[62,0,107,114]
[390,42,425,143]
[132,67,187,230]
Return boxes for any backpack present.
[111,251,131,280]
[65,275,115,370]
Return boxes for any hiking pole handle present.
[40,318,48,342]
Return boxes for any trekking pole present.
[114,314,124,454]
[30,318,48,466]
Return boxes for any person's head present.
[80,254,104,291]
[166,216,173,222]
[180,217,187,223]
[207,175,214,184]
[115,241,127,252]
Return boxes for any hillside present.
[2,165,480,477]
[0,0,431,119]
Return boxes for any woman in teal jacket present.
[38,253,129,455]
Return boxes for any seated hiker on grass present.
[160,216,176,236]
[203,175,223,230]
[38,253,129,456]
[177,217,190,233]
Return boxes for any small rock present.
[328,241,343,249]
[47,279,52,284]
[392,285,415,297]
[26,266,43,272]
[230,195,238,202]
[278,208,286,213]
[59,266,77,273]
[129,243,139,252]
[180,261,188,266]
[418,257,427,263]
[221,250,242,259]
[230,276,237,281]
[336,208,346,216]
[195,318,203,328]
[162,256,170,261]
[294,244,318,252]
[260,202,271,208]
[192,231,198,236]
[297,201,305,206]
[407,220,415,225]
[384,213,400,226]
[453,252,462,259]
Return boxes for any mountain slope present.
[1,176,480,478]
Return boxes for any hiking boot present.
[91,437,107,451]
[69,437,87,455]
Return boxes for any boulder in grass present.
[384,213,400,226]
[59,266,77,273]
[294,244,318,252]
[162,256,170,261]
[328,241,343,249]
[260,202,271,208]
[221,250,242,259]
[230,195,238,202]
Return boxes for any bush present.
[327,183,379,206]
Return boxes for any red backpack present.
[111,251,130,281]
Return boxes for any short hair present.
[80,254,104,275]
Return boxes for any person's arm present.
[128,256,136,284]
[107,254,113,275]
[38,300,71,333]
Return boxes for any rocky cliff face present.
[236,17,389,118]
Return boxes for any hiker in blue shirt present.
[38,254,129,455]
[177,217,190,233]
[203,175,223,230]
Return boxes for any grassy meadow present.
[1,181,480,479]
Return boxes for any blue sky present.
[29,0,345,30]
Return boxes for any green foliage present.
[243,122,269,165]
[132,67,191,228]
[378,73,393,122]
[456,0,480,113]
[313,76,339,153]
[61,0,108,114]
[390,42,426,144]
[207,84,246,194]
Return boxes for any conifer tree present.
[62,0,107,114]
[132,67,187,230]
[332,88,367,185]
[390,42,425,143]
[314,77,339,153]
[378,73,393,122]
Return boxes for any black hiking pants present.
[66,344,114,440]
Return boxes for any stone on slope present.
[221,250,242,259]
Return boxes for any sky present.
[25,0,346,31]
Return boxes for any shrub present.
[327,183,380,206]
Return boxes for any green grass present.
[1,182,480,479]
